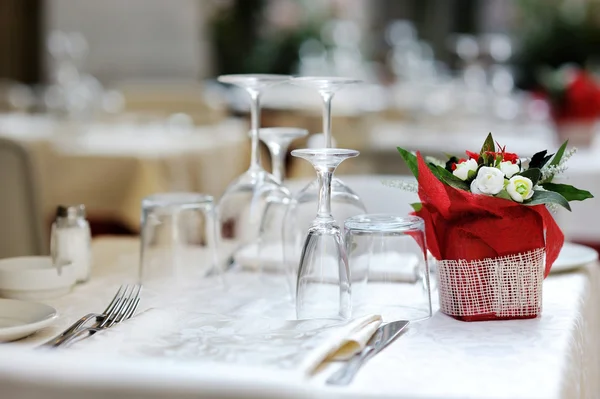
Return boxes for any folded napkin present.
[70,309,382,376]
[235,243,420,283]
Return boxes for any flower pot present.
[555,121,597,147]
[436,248,545,321]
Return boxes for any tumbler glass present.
[344,214,432,322]
[139,193,221,292]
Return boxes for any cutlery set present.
[40,284,142,348]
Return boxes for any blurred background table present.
[0,113,248,237]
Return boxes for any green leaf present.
[529,150,554,169]
[410,202,423,212]
[541,154,553,168]
[529,150,546,167]
[525,190,571,211]
[496,189,512,200]
[549,140,568,167]
[479,132,495,156]
[425,156,445,167]
[518,168,541,186]
[426,162,444,179]
[397,146,470,191]
[431,165,470,191]
[397,147,418,178]
[541,183,594,201]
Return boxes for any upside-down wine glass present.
[216,75,291,271]
[237,127,309,277]
[282,77,367,296]
[255,128,308,278]
[292,148,359,320]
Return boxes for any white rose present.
[470,166,505,195]
[453,158,478,181]
[499,161,520,178]
[506,175,534,203]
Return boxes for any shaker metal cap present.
[56,204,86,218]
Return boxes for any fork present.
[54,284,142,347]
[40,284,132,348]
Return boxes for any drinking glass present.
[216,75,291,270]
[344,214,432,322]
[139,193,221,295]
[282,77,366,296]
[292,148,359,320]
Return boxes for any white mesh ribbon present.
[437,248,545,319]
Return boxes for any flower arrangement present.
[402,133,592,211]
[396,133,593,322]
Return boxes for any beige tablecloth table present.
[0,115,249,232]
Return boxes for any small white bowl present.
[0,256,77,300]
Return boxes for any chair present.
[0,136,45,258]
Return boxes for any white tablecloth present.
[0,237,598,398]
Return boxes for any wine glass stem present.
[269,144,285,183]
[316,167,334,220]
[249,89,261,170]
[320,92,334,148]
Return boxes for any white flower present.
[506,175,534,203]
[470,166,505,195]
[499,161,520,178]
[453,159,478,181]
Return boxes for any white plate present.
[551,242,599,273]
[0,299,58,342]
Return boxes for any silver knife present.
[326,320,410,385]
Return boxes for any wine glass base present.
[218,74,291,91]
[291,77,362,93]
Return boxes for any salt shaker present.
[51,205,92,283]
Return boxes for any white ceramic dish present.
[0,298,58,342]
[0,256,77,300]
[551,242,599,273]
